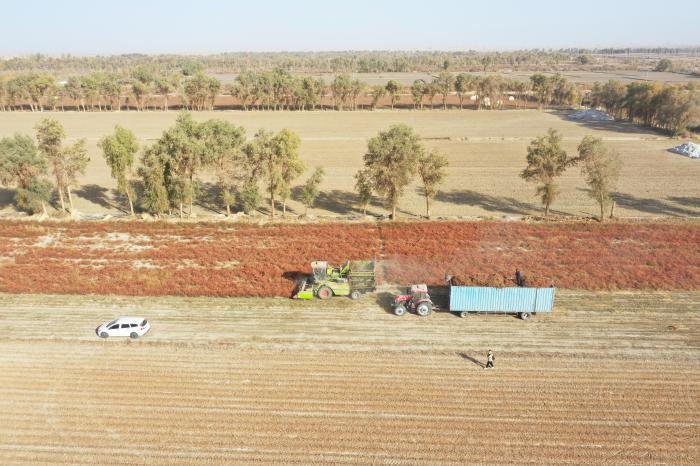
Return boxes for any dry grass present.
[0,110,698,219]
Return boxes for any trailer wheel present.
[350,290,361,300]
[393,305,406,316]
[416,302,432,317]
[317,286,333,300]
[519,312,531,320]
[459,311,468,318]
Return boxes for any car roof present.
[114,316,145,323]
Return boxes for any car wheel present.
[130,332,139,339]
[99,332,108,338]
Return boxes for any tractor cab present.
[392,284,434,317]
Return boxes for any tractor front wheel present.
[393,304,407,316]
[317,286,333,300]
[416,302,433,317]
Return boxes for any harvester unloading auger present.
[293,260,376,300]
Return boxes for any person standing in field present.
[485,350,495,369]
[515,269,523,287]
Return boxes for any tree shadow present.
[456,352,486,369]
[0,188,14,210]
[436,189,568,216]
[611,192,700,217]
[73,184,126,212]
[196,181,224,214]
[667,197,700,210]
[289,188,411,218]
[550,109,664,136]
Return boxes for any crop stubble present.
[0,291,698,464]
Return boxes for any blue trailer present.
[449,285,555,320]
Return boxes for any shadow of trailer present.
[449,285,556,320]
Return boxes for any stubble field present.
[1,109,698,219]
[0,291,698,464]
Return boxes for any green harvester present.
[293,260,376,300]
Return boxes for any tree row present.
[1,115,621,223]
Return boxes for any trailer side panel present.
[449,286,555,313]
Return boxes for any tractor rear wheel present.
[350,290,361,300]
[393,304,406,316]
[416,302,433,316]
[317,286,333,300]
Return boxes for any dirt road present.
[0,291,698,464]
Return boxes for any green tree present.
[201,120,246,216]
[35,118,68,211]
[158,111,207,216]
[655,58,673,72]
[370,85,387,110]
[363,124,424,219]
[298,167,325,216]
[410,80,426,110]
[62,139,89,212]
[131,80,149,111]
[16,178,53,215]
[454,73,475,109]
[435,71,455,110]
[354,168,373,215]
[274,129,305,217]
[521,129,577,217]
[155,74,179,111]
[99,125,139,216]
[417,149,448,219]
[350,79,366,110]
[530,73,552,108]
[232,71,256,110]
[0,134,52,214]
[425,82,439,109]
[331,74,352,110]
[578,136,622,222]
[239,179,262,216]
[138,145,170,215]
[385,80,401,110]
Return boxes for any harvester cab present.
[292,260,376,300]
[392,284,434,317]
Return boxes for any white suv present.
[97,317,151,339]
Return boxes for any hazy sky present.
[1,0,699,55]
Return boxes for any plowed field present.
[0,291,698,464]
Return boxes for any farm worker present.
[485,350,494,369]
[515,269,523,287]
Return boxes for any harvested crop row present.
[0,220,698,297]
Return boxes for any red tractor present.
[392,284,434,317]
